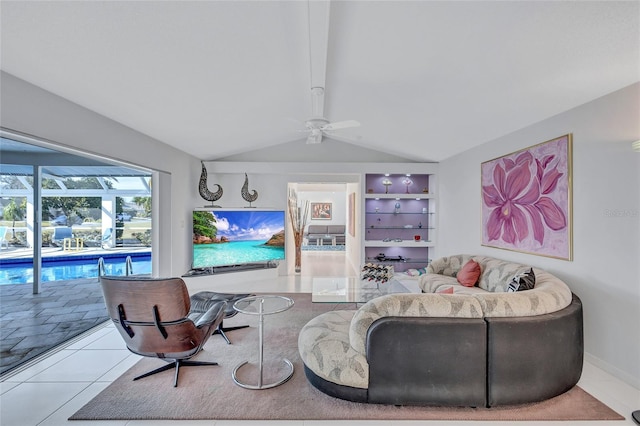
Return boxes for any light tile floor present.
[1,252,639,425]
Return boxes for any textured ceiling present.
[1,1,638,162]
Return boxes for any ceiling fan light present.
[306,132,322,144]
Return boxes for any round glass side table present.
[232,295,295,389]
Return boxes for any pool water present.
[0,254,152,285]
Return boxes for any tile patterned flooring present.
[1,252,639,425]
[0,278,108,375]
[0,246,152,374]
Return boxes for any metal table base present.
[231,295,295,390]
[232,358,294,390]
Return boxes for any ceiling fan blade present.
[322,120,361,131]
[323,133,363,144]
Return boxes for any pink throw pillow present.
[457,260,481,287]
[437,287,454,294]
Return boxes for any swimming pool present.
[0,252,152,285]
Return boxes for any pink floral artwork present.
[481,135,572,260]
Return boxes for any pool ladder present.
[97,255,133,277]
[97,257,106,277]
[125,256,133,276]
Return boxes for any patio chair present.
[0,226,9,249]
[51,227,73,247]
[101,228,113,248]
[100,276,227,387]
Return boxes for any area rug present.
[70,293,623,421]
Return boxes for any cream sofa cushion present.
[424,254,532,292]
[298,310,369,389]
[419,273,459,293]
[423,256,572,316]
[473,269,572,317]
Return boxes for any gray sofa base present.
[486,293,583,406]
[367,317,487,407]
[302,294,583,407]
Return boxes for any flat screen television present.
[192,209,285,269]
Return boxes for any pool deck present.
[0,277,109,376]
[0,246,151,376]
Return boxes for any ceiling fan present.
[298,2,360,144]
[302,87,360,144]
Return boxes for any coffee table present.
[311,276,411,304]
[232,295,295,389]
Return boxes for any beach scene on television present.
[192,210,285,268]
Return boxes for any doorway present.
[287,182,358,277]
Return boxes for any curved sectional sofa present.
[298,254,584,407]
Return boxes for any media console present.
[183,261,279,277]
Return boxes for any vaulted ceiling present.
[1,1,638,162]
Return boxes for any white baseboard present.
[584,351,640,390]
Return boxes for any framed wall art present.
[481,134,573,260]
[311,202,332,220]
